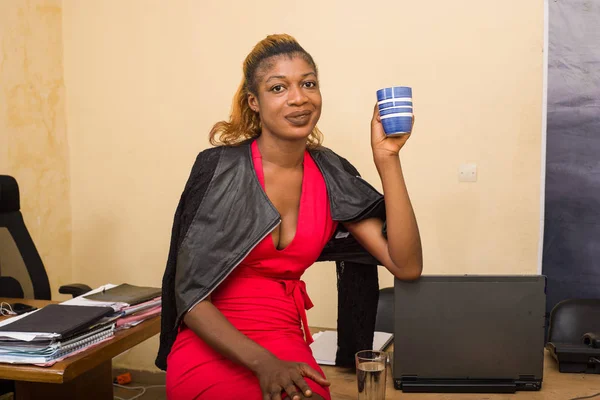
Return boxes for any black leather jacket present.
[156,139,386,370]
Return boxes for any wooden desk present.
[0,298,160,400]
[310,329,600,400]
[322,351,600,399]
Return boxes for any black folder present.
[83,284,161,306]
[0,304,114,339]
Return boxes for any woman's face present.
[248,55,322,142]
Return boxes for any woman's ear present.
[247,93,259,113]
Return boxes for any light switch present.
[459,163,477,182]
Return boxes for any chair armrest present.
[59,283,93,298]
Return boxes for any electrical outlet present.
[459,163,477,182]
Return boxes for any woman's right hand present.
[254,357,330,400]
[183,301,330,399]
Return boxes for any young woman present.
[157,34,422,400]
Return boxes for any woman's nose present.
[287,85,308,106]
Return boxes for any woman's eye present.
[271,85,284,93]
[303,81,317,88]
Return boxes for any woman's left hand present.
[370,103,414,160]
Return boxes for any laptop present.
[393,275,546,393]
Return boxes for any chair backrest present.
[0,175,51,299]
[375,287,394,333]
[547,298,600,343]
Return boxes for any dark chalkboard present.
[543,0,600,334]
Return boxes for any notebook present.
[61,283,129,311]
[310,330,393,366]
[84,283,161,306]
[0,323,115,364]
[0,304,114,340]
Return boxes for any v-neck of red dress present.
[251,140,309,253]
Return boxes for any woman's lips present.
[285,111,312,126]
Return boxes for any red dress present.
[166,141,338,400]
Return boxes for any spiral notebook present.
[0,324,115,364]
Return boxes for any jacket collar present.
[239,138,383,222]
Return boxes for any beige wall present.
[62,0,544,371]
[0,0,72,299]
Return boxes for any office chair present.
[0,175,91,299]
[547,299,600,343]
[546,299,600,374]
[375,286,394,333]
[0,175,94,398]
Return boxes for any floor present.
[112,368,166,400]
[113,385,166,400]
[0,369,167,400]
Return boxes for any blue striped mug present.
[376,86,413,136]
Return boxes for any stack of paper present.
[116,301,161,330]
[310,330,393,366]
[0,324,115,365]
[0,283,162,365]
[0,305,115,365]
[60,284,129,311]
[120,297,161,316]
[67,284,163,330]
[83,283,161,306]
